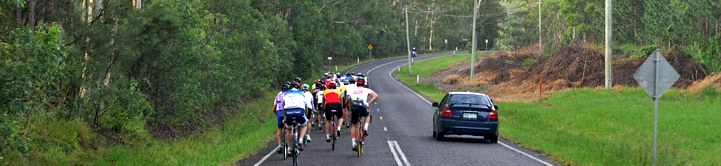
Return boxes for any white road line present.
[499,142,554,166]
[387,141,403,166]
[387,56,554,166]
[252,146,279,166]
[384,127,388,131]
[380,116,384,120]
[388,66,432,105]
[392,141,411,166]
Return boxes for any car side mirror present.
[493,105,499,110]
[432,102,439,107]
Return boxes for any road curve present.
[239,52,558,166]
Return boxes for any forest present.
[1,0,720,164]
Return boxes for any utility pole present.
[471,0,480,80]
[405,4,412,75]
[605,0,613,89]
[538,0,542,55]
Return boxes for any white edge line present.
[387,55,554,166]
[392,141,411,166]
[499,142,554,166]
[388,140,403,166]
[252,146,279,166]
[383,127,387,131]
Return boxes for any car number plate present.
[462,112,477,119]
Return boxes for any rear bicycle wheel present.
[357,122,364,157]
[292,129,299,166]
[282,128,288,160]
[331,123,336,151]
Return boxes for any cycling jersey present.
[346,86,375,107]
[283,88,310,125]
[274,91,285,129]
[302,90,314,111]
[283,89,310,110]
[323,89,342,104]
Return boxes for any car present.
[432,92,499,143]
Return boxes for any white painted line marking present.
[377,108,380,112]
[387,55,554,166]
[387,141,404,166]
[499,142,554,166]
[384,127,388,131]
[392,141,411,166]
[380,116,383,120]
[253,146,279,166]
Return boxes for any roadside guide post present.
[633,49,679,166]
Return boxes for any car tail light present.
[441,107,452,118]
[487,109,498,121]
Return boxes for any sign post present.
[367,44,373,60]
[327,56,332,72]
[633,49,679,166]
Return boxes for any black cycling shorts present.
[350,105,369,125]
[283,108,307,126]
[324,103,343,121]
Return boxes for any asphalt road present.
[239,52,558,166]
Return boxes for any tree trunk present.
[29,0,37,35]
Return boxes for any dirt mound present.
[688,74,721,93]
[431,44,708,101]
[614,46,707,88]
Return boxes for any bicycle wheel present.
[292,128,299,166]
[331,122,336,151]
[282,127,288,160]
[357,121,364,157]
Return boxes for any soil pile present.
[431,44,708,101]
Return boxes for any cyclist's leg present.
[323,105,333,140]
[349,106,361,149]
[276,111,284,147]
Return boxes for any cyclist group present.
[273,72,379,155]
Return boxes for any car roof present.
[448,91,489,97]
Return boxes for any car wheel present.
[435,131,445,141]
[487,134,498,144]
[432,131,437,138]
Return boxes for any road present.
[239,52,558,166]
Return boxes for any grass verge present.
[394,54,721,165]
[394,54,472,101]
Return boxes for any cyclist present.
[283,83,312,152]
[301,84,314,143]
[314,80,326,129]
[323,81,344,142]
[273,82,292,154]
[347,77,378,151]
[340,79,351,128]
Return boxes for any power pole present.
[471,0,480,80]
[605,0,613,89]
[538,0,542,55]
[405,5,412,75]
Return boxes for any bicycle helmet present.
[356,77,366,87]
[282,81,292,91]
[301,84,310,91]
[349,78,356,84]
[327,81,337,89]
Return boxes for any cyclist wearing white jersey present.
[346,77,378,151]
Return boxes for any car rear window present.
[449,94,491,106]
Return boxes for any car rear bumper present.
[438,120,498,136]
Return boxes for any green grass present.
[394,54,473,101]
[101,91,277,165]
[395,54,721,165]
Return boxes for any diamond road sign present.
[633,50,680,98]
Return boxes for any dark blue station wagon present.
[432,92,499,143]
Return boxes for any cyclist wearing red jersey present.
[323,82,344,142]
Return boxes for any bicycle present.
[356,115,366,157]
[285,117,302,166]
[328,109,339,151]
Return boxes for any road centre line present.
[384,127,388,131]
[387,140,411,166]
[385,56,554,166]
